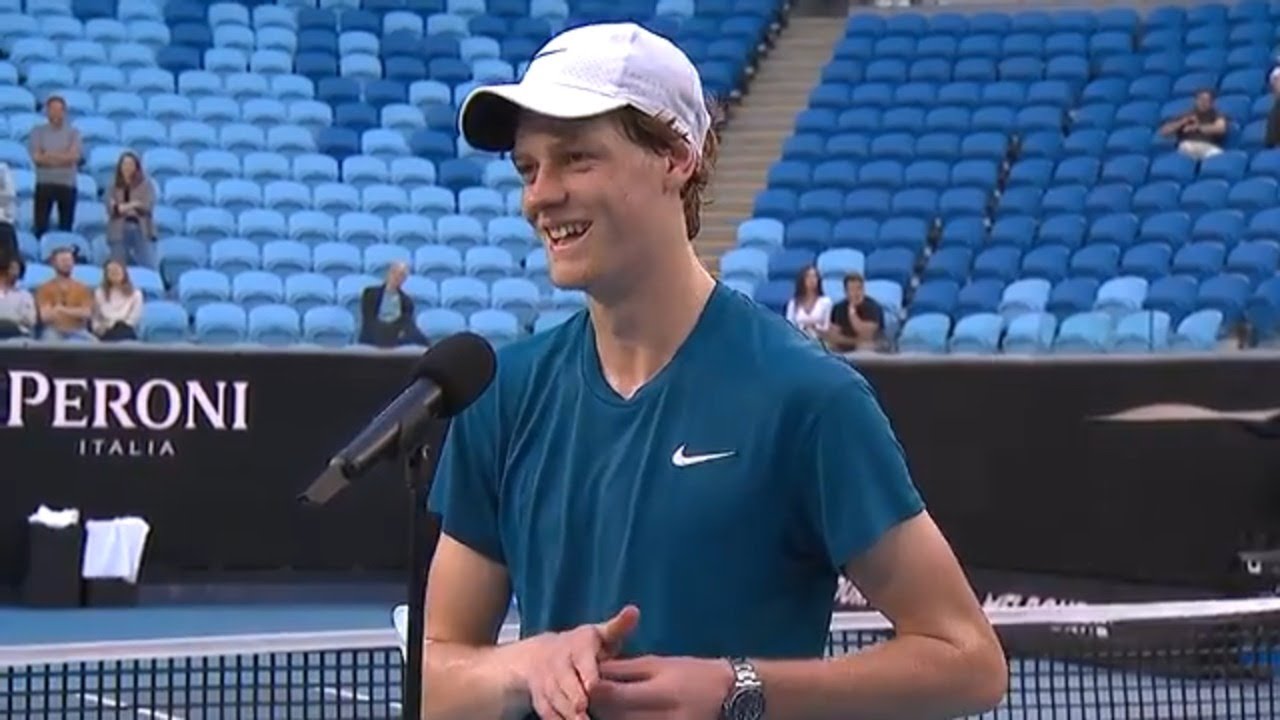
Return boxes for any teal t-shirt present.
[428,282,924,661]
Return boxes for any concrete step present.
[693,15,846,274]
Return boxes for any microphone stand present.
[298,419,448,720]
[402,429,443,720]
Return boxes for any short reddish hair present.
[608,98,726,241]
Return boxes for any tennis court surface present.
[3,598,1279,718]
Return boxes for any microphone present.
[299,332,496,505]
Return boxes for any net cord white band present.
[4,597,1280,669]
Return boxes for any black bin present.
[20,523,85,608]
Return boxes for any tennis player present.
[425,21,1007,720]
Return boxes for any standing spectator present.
[1266,67,1280,149]
[824,272,885,352]
[785,264,832,340]
[359,261,430,347]
[0,257,36,339]
[92,259,144,341]
[106,151,157,269]
[35,247,94,341]
[1158,89,1228,160]
[29,96,82,237]
[0,160,16,264]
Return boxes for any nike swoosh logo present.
[671,445,736,468]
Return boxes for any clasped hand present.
[513,605,734,720]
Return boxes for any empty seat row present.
[154,241,544,284]
[139,300,571,347]
[897,308,1227,355]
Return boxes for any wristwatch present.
[720,657,765,720]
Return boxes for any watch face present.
[729,689,765,720]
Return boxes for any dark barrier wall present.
[2,345,1279,594]
[0,345,426,591]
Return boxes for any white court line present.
[321,685,373,702]
[81,693,121,708]
[321,685,403,711]
[80,691,184,720]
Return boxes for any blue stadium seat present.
[898,313,951,354]
[1053,311,1112,354]
[1170,308,1225,351]
[1046,277,1100,320]
[998,278,1051,318]
[1094,275,1149,318]
[194,302,247,345]
[949,312,1003,354]
[1001,311,1056,354]
[303,303,355,345]
[721,248,770,286]
[210,239,261,276]
[440,276,490,317]
[910,280,959,318]
[233,271,286,310]
[247,305,302,346]
[1197,274,1250,325]
[1113,310,1172,353]
[469,308,522,347]
[140,301,189,343]
[285,274,337,315]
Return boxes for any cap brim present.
[459,83,630,152]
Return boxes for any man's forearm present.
[753,634,1007,720]
[424,640,530,720]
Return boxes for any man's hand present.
[590,656,734,720]
[514,605,641,720]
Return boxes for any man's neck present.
[587,243,716,400]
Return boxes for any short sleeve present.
[798,374,924,572]
[427,383,505,565]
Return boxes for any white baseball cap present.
[458,22,712,156]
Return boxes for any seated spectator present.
[106,151,157,269]
[1267,68,1280,149]
[0,160,15,264]
[92,259,143,341]
[1159,89,1228,160]
[823,272,884,352]
[0,257,36,339]
[35,247,94,342]
[785,264,832,340]
[359,261,430,348]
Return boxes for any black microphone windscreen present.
[412,332,497,418]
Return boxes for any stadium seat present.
[1113,310,1172,353]
[949,313,1003,354]
[1170,308,1225,351]
[898,313,951,354]
[1053,311,1112,354]
[1002,312,1057,354]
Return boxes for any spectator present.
[35,247,94,341]
[785,264,832,340]
[28,95,82,237]
[359,261,430,347]
[0,160,16,264]
[823,272,885,352]
[92,259,143,341]
[1266,67,1280,149]
[1158,89,1228,160]
[106,151,157,269]
[0,257,36,339]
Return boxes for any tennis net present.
[3,598,1279,718]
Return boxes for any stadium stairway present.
[699,17,846,272]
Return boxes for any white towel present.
[81,517,151,583]
[28,505,80,529]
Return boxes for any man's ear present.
[662,141,698,194]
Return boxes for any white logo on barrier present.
[3,370,251,458]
